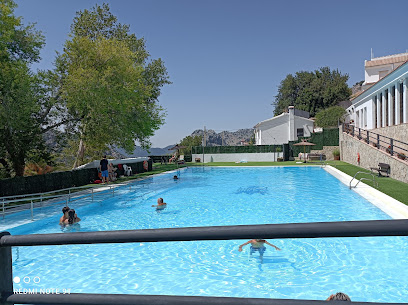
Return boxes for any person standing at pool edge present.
[152,198,167,211]
[100,155,109,184]
[238,239,281,263]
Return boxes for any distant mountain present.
[190,128,254,146]
[113,145,176,157]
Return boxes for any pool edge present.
[324,166,408,219]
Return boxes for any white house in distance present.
[348,52,408,129]
[254,106,314,145]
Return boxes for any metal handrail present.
[1,183,134,220]
[343,123,408,158]
[349,171,378,189]
[1,220,408,305]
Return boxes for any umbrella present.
[293,140,316,162]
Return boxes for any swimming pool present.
[7,167,408,302]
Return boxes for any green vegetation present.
[315,106,347,128]
[0,0,46,177]
[0,2,170,177]
[179,135,203,155]
[332,162,408,205]
[55,3,170,168]
[289,128,339,156]
[273,67,351,116]
[333,149,340,157]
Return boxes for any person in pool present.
[238,239,281,262]
[173,175,178,180]
[59,206,70,224]
[326,292,351,301]
[152,198,167,211]
[63,209,81,225]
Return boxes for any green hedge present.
[0,168,98,197]
[192,145,283,154]
[289,128,339,156]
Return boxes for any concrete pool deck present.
[325,165,408,219]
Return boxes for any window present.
[297,128,304,137]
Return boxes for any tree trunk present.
[72,138,86,169]
[11,154,26,176]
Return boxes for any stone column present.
[404,78,408,124]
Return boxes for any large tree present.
[273,67,351,117]
[55,3,170,168]
[0,0,46,176]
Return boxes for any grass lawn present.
[134,161,408,206]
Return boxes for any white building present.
[254,106,314,145]
[348,53,408,130]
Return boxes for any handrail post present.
[358,127,361,139]
[0,232,13,305]
[30,200,34,221]
[366,130,369,144]
[352,125,354,137]
[390,138,394,156]
[377,134,380,149]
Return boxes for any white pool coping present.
[324,165,408,219]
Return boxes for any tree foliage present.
[314,106,346,128]
[55,3,170,167]
[273,67,351,117]
[0,0,46,176]
[179,135,203,155]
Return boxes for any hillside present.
[191,129,254,146]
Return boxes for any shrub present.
[333,149,340,157]
[315,106,347,128]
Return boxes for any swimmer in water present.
[63,209,81,225]
[238,239,281,263]
[152,198,167,211]
[173,175,178,180]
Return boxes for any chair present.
[177,155,185,165]
[370,163,390,177]
[123,164,133,176]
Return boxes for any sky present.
[15,0,408,148]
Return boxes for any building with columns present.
[347,53,408,130]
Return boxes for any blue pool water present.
[8,167,408,302]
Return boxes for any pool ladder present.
[349,171,378,189]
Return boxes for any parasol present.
[293,140,316,162]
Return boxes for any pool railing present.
[1,219,408,305]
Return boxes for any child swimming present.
[238,239,281,263]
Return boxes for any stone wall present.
[339,127,408,183]
[310,146,339,161]
[370,124,408,143]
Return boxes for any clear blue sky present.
[15,0,408,148]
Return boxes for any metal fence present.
[343,123,408,160]
[1,219,408,304]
